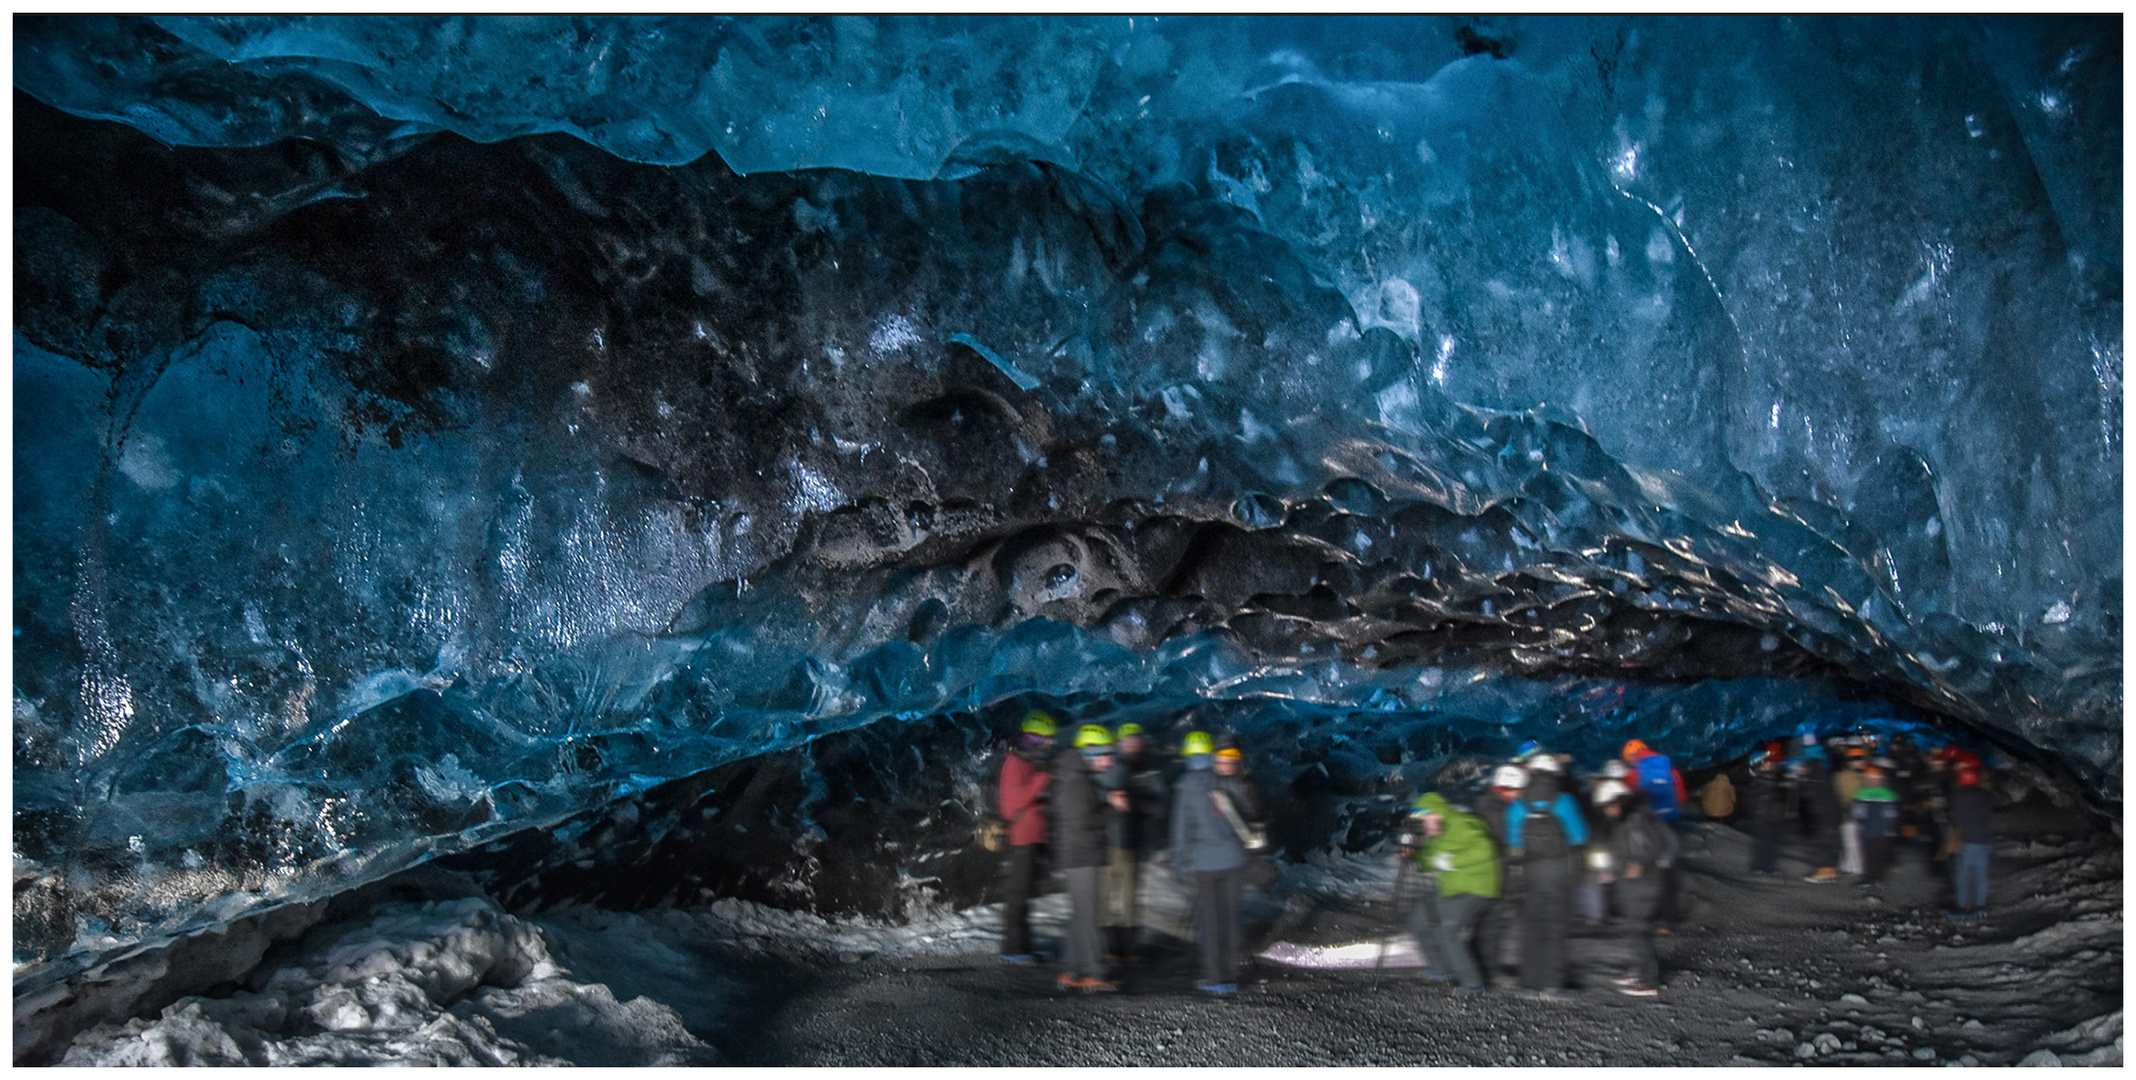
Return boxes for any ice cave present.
[12,14,2122,1066]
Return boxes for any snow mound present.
[1260,938,1424,970]
[57,896,717,1066]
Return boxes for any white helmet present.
[1490,764,1529,790]
[1601,759,1631,780]
[1527,754,1564,774]
[1592,778,1631,804]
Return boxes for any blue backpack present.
[1637,754,1680,824]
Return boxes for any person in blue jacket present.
[1504,755,1590,999]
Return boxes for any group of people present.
[1736,731,1997,916]
[994,711,1267,996]
[1400,738,1685,1001]
[991,714,1998,1003]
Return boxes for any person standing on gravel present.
[997,711,1056,964]
[1793,742,1844,884]
[1744,748,1788,877]
[1474,763,1529,985]
[1053,725,1121,992]
[1945,763,1994,918]
[1851,762,1903,891]
[1102,723,1167,964]
[1591,778,1676,997]
[1504,756,1588,1000]
[1406,792,1499,996]
[1833,748,1868,877]
[1171,731,1260,995]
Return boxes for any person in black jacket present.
[1745,749,1787,876]
[1053,725,1119,992]
[1793,746,1844,883]
[1593,780,1677,997]
[1506,758,1588,1000]
[1946,764,1995,918]
[1101,723,1167,962]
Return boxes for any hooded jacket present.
[1412,793,1501,899]
[1170,762,1259,875]
[1599,795,1679,871]
[998,742,1053,847]
[1504,770,1590,857]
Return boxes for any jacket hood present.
[1415,792,1455,817]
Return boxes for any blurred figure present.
[1475,763,1529,985]
[1171,731,1263,995]
[1052,725,1119,992]
[1946,763,1994,918]
[1621,740,1685,825]
[1623,739,1687,929]
[1506,756,1588,1000]
[1406,792,1499,996]
[1851,761,1902,890]
[1745,748,1788,876]
[1793,740,1844,884]
[1592,779,1677,997]
[1101,723,1166,963]
[996,711,1057,964]
[1834,746,1868,876]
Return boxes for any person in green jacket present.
[1407,792,1501,995]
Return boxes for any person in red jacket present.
[998,711,1056,963]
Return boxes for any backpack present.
[1520,797,1570,860]
[1637,754,1681,823]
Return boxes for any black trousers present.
[1519,856,1574,990]
[1001,844,1042,956]
[1484,863,1524,978]
[1615,873,1665,985]
[1749,819,1780,873]
[1195,867,1244,986]
[1860,834,1894,886]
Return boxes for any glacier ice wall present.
[12,16,2120,970]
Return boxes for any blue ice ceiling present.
[12,16,2121,963]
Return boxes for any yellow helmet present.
[1116,722,1145,739]
[1181,730,1215,757]
[1074,724,1115,750]
[1021,710,1057,738]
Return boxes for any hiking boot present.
[998,953,1037,964]
[1076,976,1120,993]
[1615,982,1661,997]
[1195,981,1239,996]
[1804,867,1840,884]
[1055,973,1082,991]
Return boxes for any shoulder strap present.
[1210,787,1261,848]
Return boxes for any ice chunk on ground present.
[56,896,717,1066]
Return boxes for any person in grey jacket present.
[1170,731,1262,995]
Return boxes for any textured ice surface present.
[11,16,2120,972]
[53,896,717,1066]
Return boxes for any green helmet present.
[1116,722,1145,739]
[1181,730,1215,757]
[1021,710,1057,738]
[1074,724,1115,750]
